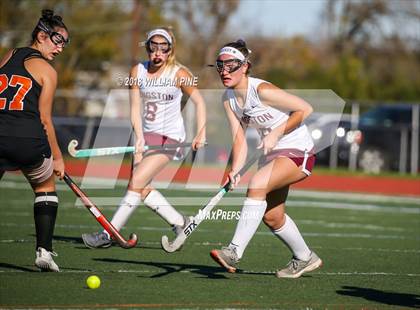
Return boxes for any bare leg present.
[228,157,308,259]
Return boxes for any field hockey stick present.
[62,173,138,249]
[161,149,263,253]
[68,139,205,158]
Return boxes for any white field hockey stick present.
[68,139,204,158]
[161,150,263,253]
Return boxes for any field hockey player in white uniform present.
[210,39,322,278]
[82,28,206,248]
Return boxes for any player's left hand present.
[257,132,279,155]
[192,132,206,151]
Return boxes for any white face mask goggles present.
[215,46,250,73]
[144,29,172,54]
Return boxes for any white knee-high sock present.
[143,190,184,226]
[272,214,311,261]
[104,190,142,237]
[229,198,267,259]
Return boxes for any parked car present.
[244,113,354,167]
[305,113,356,166]
[356,104,419,173]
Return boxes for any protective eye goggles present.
[49,32,69,48]
[215,58,245,74]
[146,40,171,54]
[37,21,69,48]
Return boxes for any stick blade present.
[119,233,138,249]
[161,234,185,253]
[68,139,79,157]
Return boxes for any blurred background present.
[1,0,419,175]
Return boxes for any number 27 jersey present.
[0,47,46,139]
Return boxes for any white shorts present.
[21,156,54,184]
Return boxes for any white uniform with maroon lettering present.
[226,77,314,152]
[137,61,185,142]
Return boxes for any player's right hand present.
[134,137,145,154]
[53,158,65,180]
[134,137,145,165]
[192,132,206,151]
[228,170,241,190]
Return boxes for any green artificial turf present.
[1,174,419,309]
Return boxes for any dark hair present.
[223,39,252,74]
[31,9,68,44]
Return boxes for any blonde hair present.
[161,27,177,68]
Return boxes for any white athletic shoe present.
[35,247,60,272]
[210,246,240,273]
[82,231,112,249]
[276,251,322,279]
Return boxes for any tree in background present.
[321,0,420,102]
[248,0,420,103]
[164,0,240,146]
[2,0,419,106]
[166,0,240,87]
[0,0,171,115]
[1,1,130,87]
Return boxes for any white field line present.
[1,238,419,254]
[3,195,419,214]
[0,180,69,191]
[69,197,420,214]
[290,201,419,214]
[1,212,32,217]
[320,246,420,254]
[288,189,420,205]
[0,222,418,241]
[0,268,419,277]
[301,232,415,240]
[315,272,420,277]
[0,211,414,233]
[2,175,420,204]
[240,271,420,277]
[298,219,407,232]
